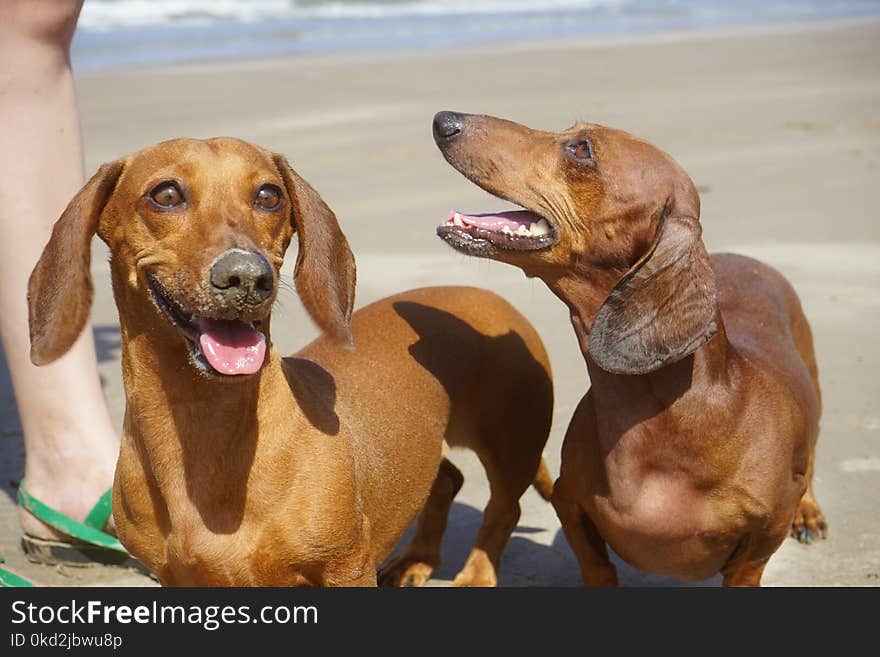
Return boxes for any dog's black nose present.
[433,111,463,141]
[210,249,274,304]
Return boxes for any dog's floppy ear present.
[273,154,356,347]
[589,211,717,375]
[28,160,124,366]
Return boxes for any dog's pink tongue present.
[198,318,266,376]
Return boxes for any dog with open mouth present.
[433,111,826,586]
[27,137,554,586]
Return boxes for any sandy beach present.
[1,16,879,586]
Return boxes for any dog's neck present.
[553,268,734,461]
[113,288,296,530]
[548,267,731,394]
[548,267,624,351]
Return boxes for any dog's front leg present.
[552,485,618,587]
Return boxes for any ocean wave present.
[77,0,625,30]
[72,0,880,70]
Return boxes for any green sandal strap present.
[0,557,35,587]
[83,488,114,530]
[17,483,128,554]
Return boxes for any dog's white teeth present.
[530,219,551,236]
[515,225,531,236]
[453,213,465,227]
[501,225,514,235]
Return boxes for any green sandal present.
[17,482,129,566]
[0,556,36,587]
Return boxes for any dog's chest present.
[590,474,745,580]
[161,521,313,586]
[155,470,365,586]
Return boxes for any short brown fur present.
[435,114,826,586]
[28,137,553,586]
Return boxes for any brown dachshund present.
[27,137,554,586]
[433,112,827,586]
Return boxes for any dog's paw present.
[451,570,497,587]
[791,497,828,544]
[451,550,498,587]
[378,557,437,587]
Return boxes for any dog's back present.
[290,285,554,571]
[712,253,821,426]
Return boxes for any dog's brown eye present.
[149,181,184,209]
[255,185,282,211]
[565,140,594,164]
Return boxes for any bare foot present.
[18,429,118,541]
